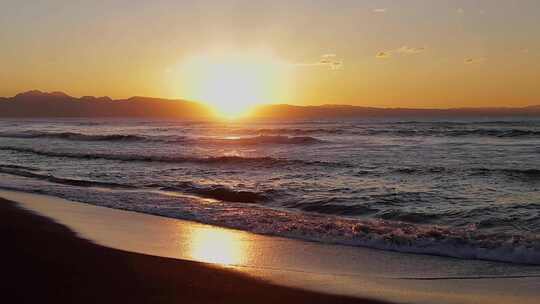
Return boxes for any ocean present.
[0,118,539,264]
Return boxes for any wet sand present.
[2,190,540,304]
[0,197,386,304]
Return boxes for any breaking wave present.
[161,182,269,203]
[0,165,268,203]
[2,177,539,265]
[118,196,540,265]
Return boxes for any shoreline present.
[0,196,383,304]
[3,189,540,304]
[1,169,538,267]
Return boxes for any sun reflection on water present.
[186,227,247,266]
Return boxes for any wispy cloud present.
[376,46,426,59]
[457,8,487,15]
[376,51,391,59]
[464,57,486,64]
[296,54,343,70]
[395,46,426,55]
[320,54,336,63]
[373,8,387,13]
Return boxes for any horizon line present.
[2,89,539,110]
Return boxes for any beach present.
[3,2,540,303]
[2,190,539,304]
[1,195,385,304]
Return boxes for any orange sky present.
[1,1,539,109]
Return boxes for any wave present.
[393,167,450,175]
[290,201,379,216]
[237,128,348,136]
[162,182,269,203]
[235,126,540,138]
[0,165,268,203]
[202,135,323,145]
[378,209,442,223]
[0,163,39,171]
[366,128,540,138]
[1,173,539,265]
[8,127,539,143]
[184,207,540,265]
[0,131,145,142]
[0,146,348,168]
[0,131,324,145]
[471,168,540,178]
[449,129,540,138]
[0,166,273,205]
[393,166,540,180]
[0,166,134,189]
[394,120,538,126]
[9,182,539,265]
[239,125,540,138]
[161,135,325,145]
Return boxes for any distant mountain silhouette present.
[1,90,539,119]
[252,104,540,120]
[0,90,213,119]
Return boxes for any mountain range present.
[1,90,539,119]
[0,90,212,119]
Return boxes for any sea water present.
[0,118,539,264]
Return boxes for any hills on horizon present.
[1,90,540,119]
[0,90,212,119]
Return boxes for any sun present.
[175,52,287,119]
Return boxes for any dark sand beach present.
[1,198,386,304]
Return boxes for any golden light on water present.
[175,51,290,119]
[187,227,247,266]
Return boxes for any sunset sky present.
[1,0,539,109]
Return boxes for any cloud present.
[395,46,426,55]
[296,54,343,70]
[464,57,486,64]
[376,51,391,59]
[319,54,337,64]
[376,46,426,59]
[373,8,387,13]
[329,60,343,70]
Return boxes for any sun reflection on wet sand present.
[186,226,248,266]
[5,190,540,304]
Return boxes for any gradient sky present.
[1,0,539,108]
